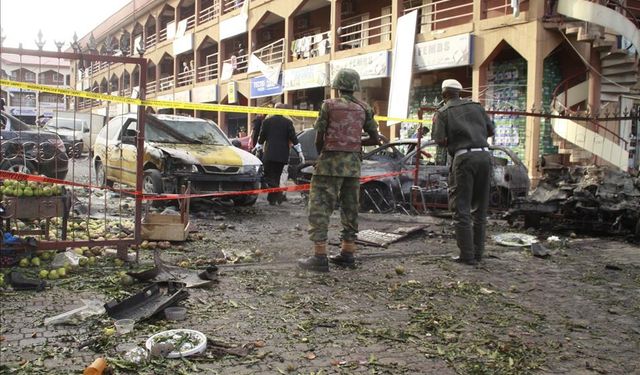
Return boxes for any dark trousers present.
[448,152,492,261]
[263,160,286,204]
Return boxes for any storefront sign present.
[157,90,191,103]
[250,74,283,98]
[414,33,473,71]
[227,81,238,104]
[192,85,218,103]
[387,11,418,126]
[283,63,329,91]
[329,51,390,81]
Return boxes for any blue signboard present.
[250,74,284,98]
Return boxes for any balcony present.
[405,0,473,32]
[177,70,195,87]
[292,31,331,60]
[252,38,286,67]
[338,14,392,50]
[199,0,220,23]
[224,53,248,75]
[146,33,157,49]
[197,53,219,82]
[222,0,244,15]
[158,28,168,44]
[482,0,529,19]
[159,75,174,91]
[146,80,157,96]
[185,14,196,31]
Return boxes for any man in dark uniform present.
[257,103,304,205]
[298,68,380,272]
[432,79,495,266]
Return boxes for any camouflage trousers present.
[308,175,360,242]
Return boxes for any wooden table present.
[1,194,71,240]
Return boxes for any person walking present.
[298,68,380,272]
[256,103,304,205]
[432,79,495,266]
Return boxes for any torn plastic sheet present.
[104,282,188,322]
[127,250,217,288]
[493,233,537,247]
[44,299,105,325]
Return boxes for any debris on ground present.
[44,299,105,325]
[508,166,640,237]
[104,282,189,322]
[492,232,537,247]
[355,225,428,248]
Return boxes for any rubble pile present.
[508,166,640,237]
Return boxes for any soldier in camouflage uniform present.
[432,79,495,266]
[298,68,380,272]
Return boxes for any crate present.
[141,213,190,242]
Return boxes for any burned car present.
[296,139,530,213]
[92,114,262,206]
[1,110,69,179]
[506,166,640,238]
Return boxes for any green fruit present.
[30,257,41,267]
[0,274,5,288]
[41,252,51,260]
[88,257,96,266]
[114,259,124,267]
[19,258,30,267]
[79,258,88,267]
[23,187,33,197]
[120,274,134,286]
[57,268,66,278]
[42,187,52,197]
[39,270,49,279]
[48,270,59,280]
[15,188,24,197]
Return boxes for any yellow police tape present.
[1,79,432,124]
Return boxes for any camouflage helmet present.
[332,68,361,92]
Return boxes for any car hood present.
[149,143,262,167]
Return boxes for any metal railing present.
[252,38,285,67]
[338,14,392,50]
[405,0,473,31]
[146,80,157,95]
[594,0,640,29]
[159,75,174,91]
[184,14,196,31]
[158,28,168,43]
[482,0,529,19]
[197,63,218,82]
[146,33,157,49]
[222,0,244,15]
[177,70,195,87]
[199,1,220,23]
[223,53,248,74]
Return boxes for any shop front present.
[283,63,330,131]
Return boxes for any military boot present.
[329,240,356,268]
[297,242,329,272]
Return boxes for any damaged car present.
[296,139,530,213]
[506,166,640,238]
[92,114,263,206]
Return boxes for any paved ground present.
[1,192,639,374]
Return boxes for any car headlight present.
[240,165,262,176]
[175,164,199,173]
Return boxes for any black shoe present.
[297,255,329,272]
[451,256,478,266]
[268,200,277,206]
[329,252,356,268]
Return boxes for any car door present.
[99,116,126,182]
[119,120,138,186]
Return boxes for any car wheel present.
[232,194,258,206]
[143,169,164,194]
[95,161,114,188]
[360,182,395,214]
[0,159,36,175]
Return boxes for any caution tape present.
[0,169,414,201]
[0,79,430,124]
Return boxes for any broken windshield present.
[147,117,229,145]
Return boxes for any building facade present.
[1,54,70,124]
[71,0,640,178]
